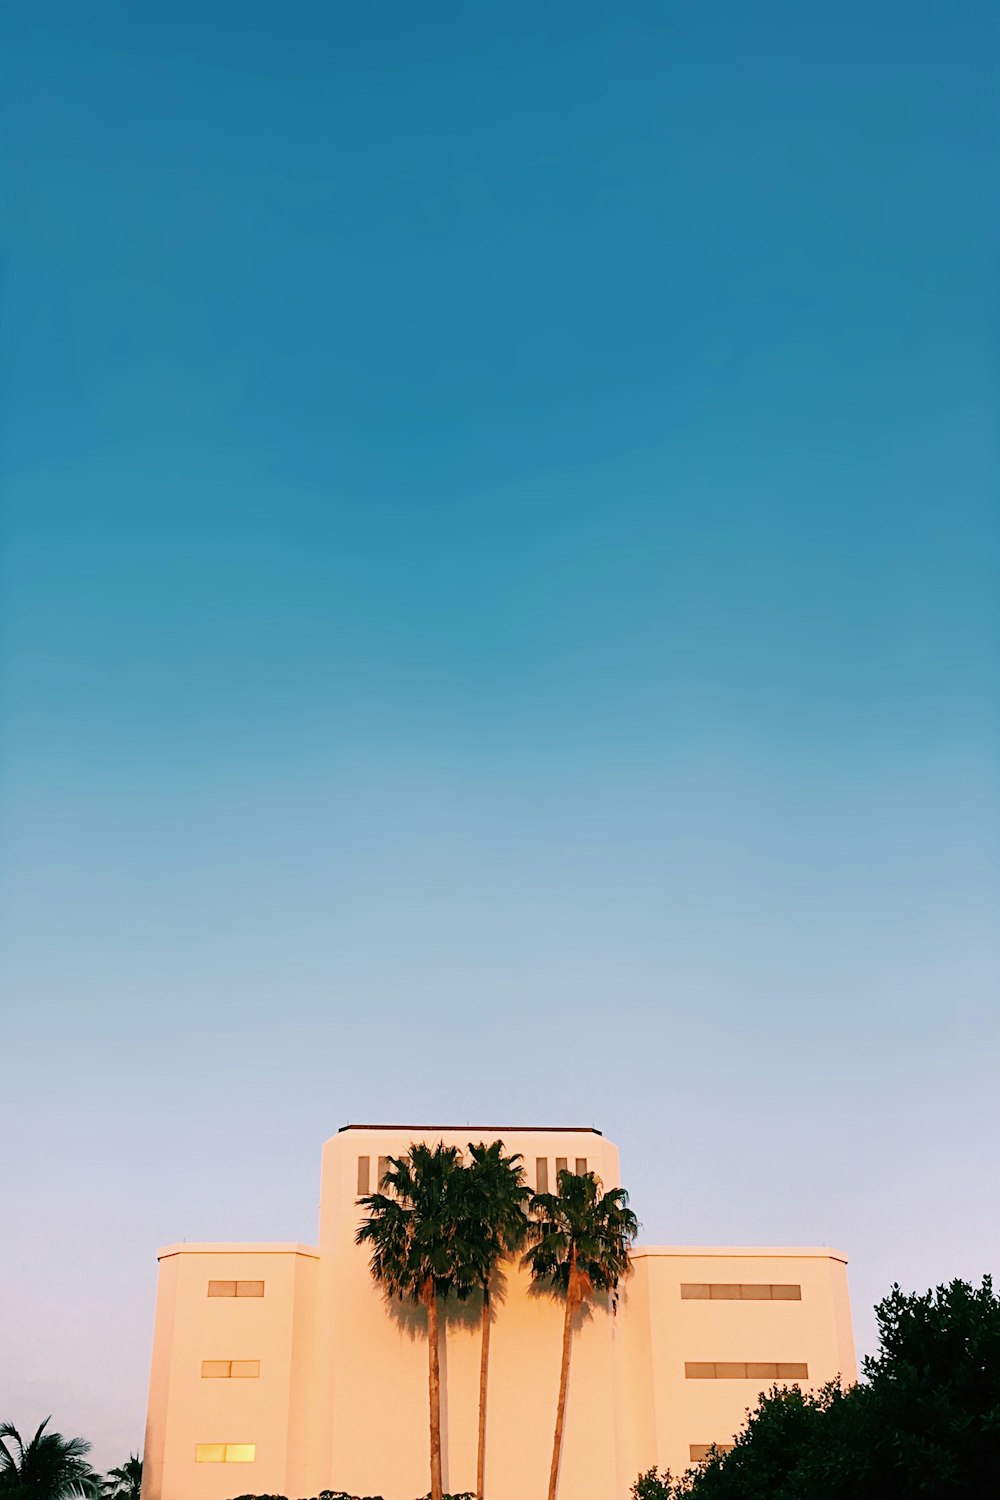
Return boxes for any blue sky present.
[1,0,998,1470]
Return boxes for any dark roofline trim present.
[338,1123,603,1136]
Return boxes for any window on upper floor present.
[207,1281,264,1298]
[535,1158,549,1193]
[201,1360,260,1379]
[357,1156,370,1195]
[378,1155,390,1189]
[575,1157,588,1174]
[195,1445,256,1463]
[555,1157,568,1177]
[684,1361,809,1380]
[681,1283,801,1300]
[689,1444,735,1462]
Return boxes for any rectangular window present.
[575,1158,588,1175]
[201,1361,260,1379]
[207,1282,237,1298]
[535,1158,549,1194]
[357,1156,370,1195]
[377,1156,390,1189]
[235,1281,264,1297]
[207,1280,264,1298]
[230,1360,260,1378]
[689,1445,734,1462]
[195,1446,226,1464]
[555,1157,568,1178]
[680,1283,802,1301]
[195,1445,256,1464]
[685,1362,809,1380]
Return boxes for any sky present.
[1,0,998,1473]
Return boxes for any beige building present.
[142,1125,856,1500]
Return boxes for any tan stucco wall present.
[143,1246,319,1500]
[624,1247,857,1479]
[142,1127,856,1500]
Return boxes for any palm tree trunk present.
[425,1279,444,1500]
[547,1278,576,1500]
[476,1283,491,1500]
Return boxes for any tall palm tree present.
[0,1420,100,1500]
[523,1169,638,1500]
[100,1458,141,1500]
[356,1142,469,1500]
[460,1141,531,1500]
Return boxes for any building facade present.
[142,1125,856,1500]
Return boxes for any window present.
[207,1281,264,1298]
[555,1157,568,1178]
[357,1156,370,1195]
[689,1445,734,1462]
[575,1157,588,1175]
[681,1284,801,1301]
[377,1156,390,1189]
[195,1445,256,1463]
[535,1158,549,1193]
[685,1362,809,1380]
[201,1361,260,1379]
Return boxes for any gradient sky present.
[1,0,998,1473]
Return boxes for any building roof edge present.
[632,1245,848,1264]
[336,1123,603,1135]
[156,1242,320,1260]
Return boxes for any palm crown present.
[0,1420,100,1500]
[356,1141,470,1300]
[100,1458,142,1500]
[458,1141,531,1296]
[524,1168,638,1300]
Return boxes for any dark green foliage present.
[631,1469,683,1499]
[226,1491,475,1500]
[522,1168,638,1299]
[0,1420,101,1500]
[355,1143,469,1303]
[632,1276,1000,1500]
[456,1141,530,1299]
[101,1457,142,1500]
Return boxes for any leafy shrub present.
[632,1470,682,1500]
[228,1491,474,1500]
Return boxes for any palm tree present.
[356,1142,469,1500]
[100,1458,141,1500]
[460,1141,531,1500]
[523,1169,638,1500]
[0,1420,100,1500]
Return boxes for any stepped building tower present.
[142,1125,855,1500]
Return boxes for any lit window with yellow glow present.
[195,1444,256,1463]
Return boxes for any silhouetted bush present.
[227,1491,474,1500]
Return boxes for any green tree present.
[0,1420,100,1500]
[524,1168,638,1500]
[636,1276,1000,1500]
[459,1141,531,1500]
[101,1458,141,1500]
[356,1143,470,1500]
